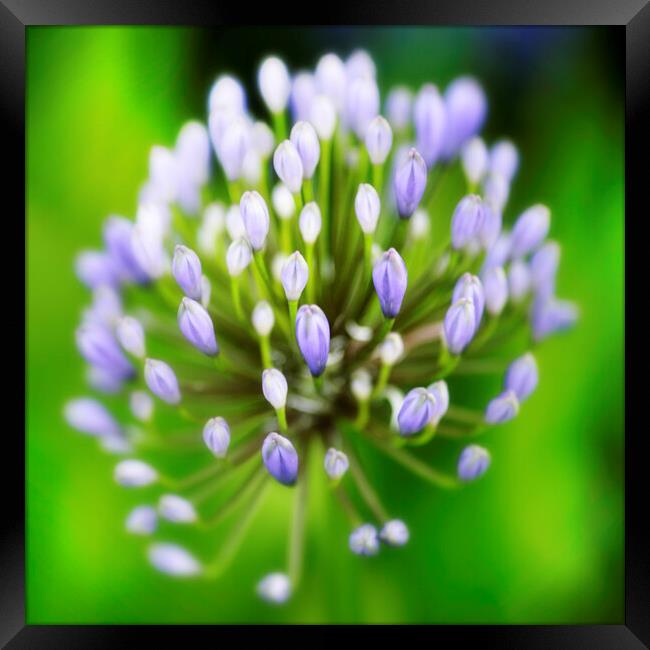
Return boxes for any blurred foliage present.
[26,26,623,623]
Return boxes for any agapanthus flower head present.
[68,51,577,606]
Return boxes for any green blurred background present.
[26,27,624,623]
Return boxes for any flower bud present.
[148,543,201,577]
[252,301,274,337]
[427,380,449,426]
[349,524,380,556]
[451,194,488,250]
[378,332,404,366]
[309,94,337,140]
[64,397,121,437]
[393,147,427,219]
[86,286,122,328]
[76,322,134,379]
[115,316,145,359]
[273,140,304,194]
[461,137,488,185]
[385,86,413,132]
[130,390,154,422]
[172,245,203,300]
[324,448,349,480]
[291,72,316,121]
[482,232,511,272]
[262,368,288,410]
[103,216,148,283]
[242,150,262,186]
[178,297,219,357]
[257,572,291,604]
[444,298,476,355]
[200,275,211,309]
[271,184,296,220]
[489,139,519,182]
[481,266,508,316]
[441,76,487,158]
[351,369,372,402]
[315,53,346,111]
[87,365,124,395]
[509,204,550,258]
[346,49,376,79]
[483,172,510,214]
[414,83,446,167]
[299,202,322,244]
[114,459,158,487]
[398,387,437,436]
[530,241,560,296]
[209,74,246,114]
[281,251,308,302]
[484,389,519,424]
[148,145,179,203]
[262,432,299,486]
[258,56,291,113]
[202,416,230,458]
[225,204,246,240]
[176,121,211,187]
[144,358,181,404]
[457,445,491,481]
[354,183,381,234]
[508,259,531,303]
[379,519,409,547]
[130,220,167,280]
[252,121,275,158]
[365,116,393,165]
[505,352,538,402]
[346,75,380,138]
[214,115,250,181]
[290,121,320,179]
[159,494,198,524]
[372,248,408,319]
[226,238,252,277]
[295,304,330,377]
[531,297,578,341]
[409,208,430,240]
[197,203,225,254]
[453,273,485,333]
[126,505,157,535]
[240,190,270,251]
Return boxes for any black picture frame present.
[4,0,646,645]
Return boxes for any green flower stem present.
[155,276,181,311]
[404,422,437,447]
[372,162,383,193]
[319,137,332,267]
[280,218,292,254]
[277,405,288,435]
[346,446,389,523]
[305,242,316,302]
[287,443,309,586]
[159,461,222,492]
[354,398,370,429]
[178,406,204,425]
[293,191,304,213]
[445,405,487,426]
[230,275,245,322]
[313,374,324,394]
[191,454,258,504]
[172,207,196,246]
[371,362,392,399]
[303,178,314,203]
[227,180,242,204]
[272,111,287,143]
[259,334,272,369]
[357,146,369,184]
[333,485,362,526]
[363,233,373,281]
[349,317,395,371]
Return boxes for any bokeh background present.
[26,27,624,623]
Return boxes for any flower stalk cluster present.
[66,50,577,603]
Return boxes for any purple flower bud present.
[441,77,487,159]
[258,56,291,113]
[130,390,154,421]
[178,297,219,357]
[444,298,476,355]
[299,202,322,244]
[530,241,560,297]
[271,184,296,220]
[393,148,427,219]
[262,368,288,410]
[398,387,437,436]
[452,273,485,333]
[481,266,509,316]
[414,84,446,167]
[489,140,519,182]
[482,232,511,272]
[345,76,379,139]
[116,316,146,358]
[450,194,494,250]
[508,259,531,303]
[209,74,246,114]
[126,505,157,535]
[379,519,409,547]
[213,115,251,182]
[484,390,519,424]
[257,572,292,604]
[349,524,380,556]
[203,417,231,458]
[346,49,376,80]
[427,380,449,426]
[309,95,337,141]
[531,296,578,341]
[115,459,158,487]
[252,301,274,337]
[385,86,413,132]
[148,543,201,577]
[483,172,510,214]
[76,322,134,379]
[354,183,381,234]
[372,248,408,319]
[175,121,211,186]
[461,137,489,185]
[240,191,270,251]
[458,445,491,481]
[130,221,167,280]
[75,250,119,289]
[172,245,203,300]
[509,204,551,258]
[324,448,349,480]
[273,140,304,194]
[226,238,252,277]
[87,365,124,394]
[290,121,320,179]
[505,352,538,402]
[315,53,346,111]
[84,286,122,328]
[365,116,393,165]
[103,216,149,283]
[281,251,309,301]
[64,397,121,437]
[144,358,181,405]
[291,72,316,121]
[261,432,299,486]
[295,304,330,377]
[159,494,197,524]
